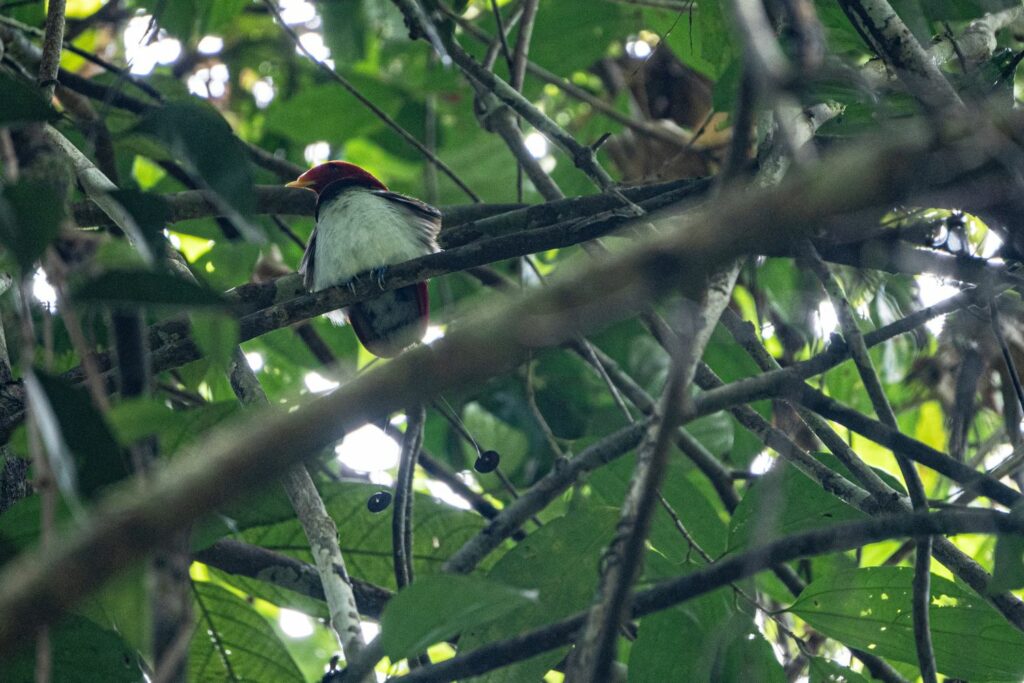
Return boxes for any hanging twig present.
[393,406,424,591]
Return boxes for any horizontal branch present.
[194,539,392,620]
[393,508,1021,682]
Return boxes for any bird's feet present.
[345,276,358,294]
[371,266,388,289]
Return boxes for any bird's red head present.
[285,161,388,194]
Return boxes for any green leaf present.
[657,0,737,79]
[72,270,227,308]
[0,181,66,272]
[991,532,1024,593]
[133,103,258,238]
[190,581,304,682]
[920,0,1018,21]
[30,370,128,498]
[0,614,143,682]
[808,656,871,683]
[264,78,402,146]
[0,73,58,125]
[146,0,251,42]
[107,189,172,259]
[790,566,1024,681]
[529,0,630,73]
[380,575,537,661]
[191,311,240,371]
[631,601,785,682]
[320,0,367,64]
[590,455,727,564]
[240,481,484,591]
[106,398,240,456]
[458,505,619,682]
[728,452,869,552]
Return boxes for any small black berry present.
[367,491,392,512]
[474,450,500,473]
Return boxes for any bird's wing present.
[372,190,442,252]
[298,225,317,290]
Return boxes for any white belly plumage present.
[311,188,430,291]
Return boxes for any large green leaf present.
[790,566,1024,681]
[190,581,304,682]
[380,575,538,661]
[656,0,737,79]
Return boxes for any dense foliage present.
[2,0,1024,681]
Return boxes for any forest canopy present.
[3,0,1024,682]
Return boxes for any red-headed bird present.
[286,161,441,357]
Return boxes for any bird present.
[286,161,441,357]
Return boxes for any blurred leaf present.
[147,0,251,41]
[0,73,58,126]
[190,581,304,682]
[77,565,151,661]
[991,505,1024,593]
[808,656,871,683]
[791,566,1024,681]
[0,181,66,272]
[72,270,227,308]
[107,189,172,259]
[591,454,727,565]
[29,370,128,498]
[133,102,257,238]
[320,0,367,64]
[657,0,736,79]
[106,398,239,456]
[381,575,537,660]
[530,0,630,73]
[633,607,785,682]
[728,452,869,553]
[264,76,403,146]
[919,0,1018,21]
[0,614,143,682]
[191,311,240,371]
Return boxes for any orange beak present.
[285,178,314,189]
